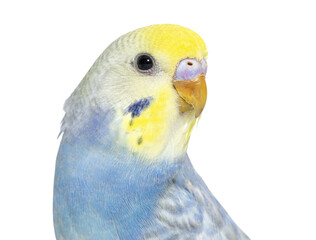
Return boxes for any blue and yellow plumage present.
[54,24,250,240]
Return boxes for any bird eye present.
[135,54,155,72]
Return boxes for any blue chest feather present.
[54,108,180,239]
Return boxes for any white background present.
[1,0,315,239]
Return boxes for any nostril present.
[175,58,206,80]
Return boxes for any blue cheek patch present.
[126,97,153,118]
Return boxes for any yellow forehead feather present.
[130,24,208,72]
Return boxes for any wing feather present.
[142,158,250,240]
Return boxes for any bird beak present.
[173,74,207,118]
[173,58,207,118]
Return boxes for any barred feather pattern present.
[142,155,250,240]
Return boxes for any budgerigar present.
[53,24,250,240]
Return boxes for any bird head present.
[63,24,208,162]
